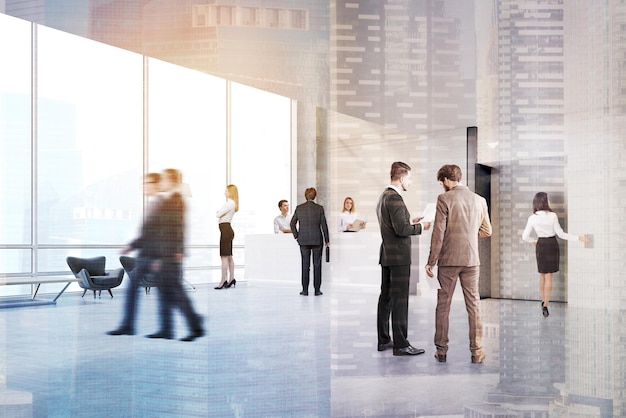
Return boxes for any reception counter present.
[245,231,425,294]
[244,234,319,283]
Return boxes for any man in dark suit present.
[148,168,204,342]
[376,161,431,356]
[426,164,491,363]
[290,187,330,296]
[108,172,163,336]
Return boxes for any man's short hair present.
[390,161,411,181]
[278,199,288,209]
[163,168,182,184]
[304,187,317,201]
[145,172,161,184]
[436,164,462,182]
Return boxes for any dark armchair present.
[66,256,124,298]
[119,255,157,295]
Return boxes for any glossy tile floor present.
[0,279,623,417]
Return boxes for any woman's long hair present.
[226,184,239,212]
[342,197,354,213]
[532,192,552,213]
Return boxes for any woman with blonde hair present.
[215,184,239,289]
[337,196,366,232]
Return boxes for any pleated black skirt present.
[536,236,559,273]
[219,222,234,256]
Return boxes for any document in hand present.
[421,203,436,223]
[426,267,441,290]
[347,219,366,232]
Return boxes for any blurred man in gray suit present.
[376,162,431,356]
[290,187,329,296]
[425,164,492,364]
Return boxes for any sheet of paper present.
[421,203,436,223]
[425,269,441,290]
[347,219,366,232]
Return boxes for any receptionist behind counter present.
[337,197,367,232]
[274,199,292,233]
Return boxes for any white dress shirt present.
[274,213,292,233]
[216,199,236,223]
[337,211,358,232]
[522,210,578,243]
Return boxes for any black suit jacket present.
[158,192,185,259]
[128,197,166,259]
[290,200,330,247]
[129,192,185,260]
[376,187,423,266]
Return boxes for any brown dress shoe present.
[471,353,486,364]
[434,353,447,363]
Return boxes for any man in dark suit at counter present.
[376,161,431,356]
[290,187,330,296]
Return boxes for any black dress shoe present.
[393,345,425,356]
[180,329,205,342]
[434,353,447,363]
[377,341,394,352]
[299,291,308,296]
[471,353,486,364]
[107,328,134,336]
[314,291,323,296]
[146,332,173,340]
[542,306,549,317]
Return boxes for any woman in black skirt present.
[215,184,239,289]
[522,192,590,317]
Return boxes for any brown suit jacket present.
[427,185,492,267]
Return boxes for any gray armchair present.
[119,255,157,295]
[66,256,124,298]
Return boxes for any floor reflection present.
[0,281,622,417]
[331,285,624,418]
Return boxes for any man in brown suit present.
[425,164,492,363]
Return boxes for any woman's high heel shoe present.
[214,281,227,290]
[226,278,237,288]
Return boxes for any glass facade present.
[230,82,292,238]
[0,13,293,285]
[146,58,227,275]
[0,14,32,250]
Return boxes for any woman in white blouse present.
[337,197,366,232]
[522,192,589,317]
[215,184,239,290]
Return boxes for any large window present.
[35,26,144,273]
[230,83,292,239]
[0,13,294,292]
[0,13,32,277]
[147,58,227,274]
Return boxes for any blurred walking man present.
[148,168,205,342]
[108,172,163,336]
